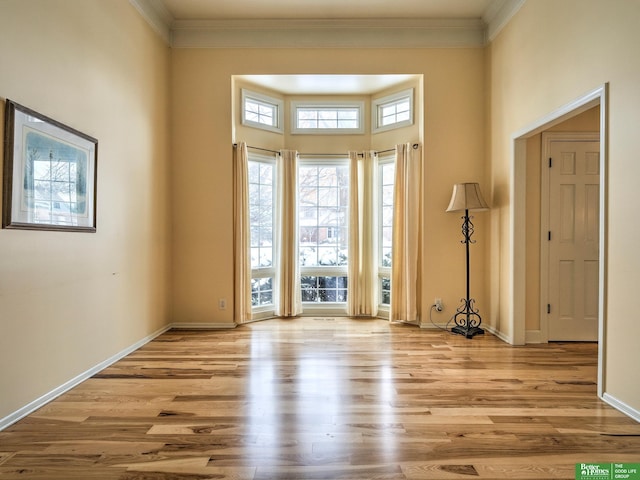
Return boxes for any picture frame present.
[2,100,97,232]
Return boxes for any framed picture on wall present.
[2,100,97,232]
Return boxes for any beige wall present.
[488,0,640,411]
[4,0,637,427]
[0,0,171,421]
[171,48,487,328]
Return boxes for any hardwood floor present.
[1,317,639,479]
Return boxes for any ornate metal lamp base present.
[451,297,484,339]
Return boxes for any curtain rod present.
[233,143,419,157]
[376,143,419,154]
[233,143,281,155]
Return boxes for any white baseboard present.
[419,322,450,331]
[482,324,512,344]
[0,324,172,431]
[0,322,239,431]
[525,329,544,344]
[169,322,236,329]
[0,323,236,431]
[602,392,640,423]
[419,322,513,344]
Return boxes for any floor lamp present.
[446,183,489,338]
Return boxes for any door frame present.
[540,132,600,342]
[510,83,607,398]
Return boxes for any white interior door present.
[543,134,600,341]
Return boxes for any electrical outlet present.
[219,298,226,310]
[434,298,443,312]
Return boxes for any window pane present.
[378,96,411,128]
[397,111,411,123]
[260,163,273,184]
[299,187,318,206]
[259,185,272,205]
[258,104,273,116]
[248,162,260,183]
[381,277,391,305]
[300,276,348,303]
[382,206,394,227]
[252,277,274,306]
[318,189,338,207]
[397,100,410,113]
[249,159,275,288]
[319,119,336,129]
[298,110,317,120]
[382,185,394,206]
[381,163,395,184]
[338,109,358,120]
[381,104,397,117]
[250,227,260,247]
[318,246,338,265]
[381,247,392,267]
[246,101,260,114]
[299,161,349,303]
[318,110,336,120]
[337,120,358,128]
[245,97,277,128]
[251,247,260,268]
[249,183,259,203]
[300,206,317,220]
[260,227,272,246]
[318,167,337,186]
[379,161,395,303]
[295,106,361,130]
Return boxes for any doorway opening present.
[540,131,600,342]
[510,84,607,398]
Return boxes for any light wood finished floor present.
[1,317,639,479]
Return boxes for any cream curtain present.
[233,142,252,324]
[275,150,303,317]
[347,151,378,317]
[390,143,422,324]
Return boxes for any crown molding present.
[483,0,526,42]
[130,0,526,48]
[171,18,485,49]
[129,0,173,44]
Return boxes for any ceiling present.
[236,74,419,95]
[160,0,501,21]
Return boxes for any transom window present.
[242,89,283,134]
[372,88,414,133]
[292,101,365,134]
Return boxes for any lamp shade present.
[446,183,489,212]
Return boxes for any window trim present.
[291,100,365,135]
[372,88,414,134]
[241,89,284,134]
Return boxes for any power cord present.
[429,303,455,333]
